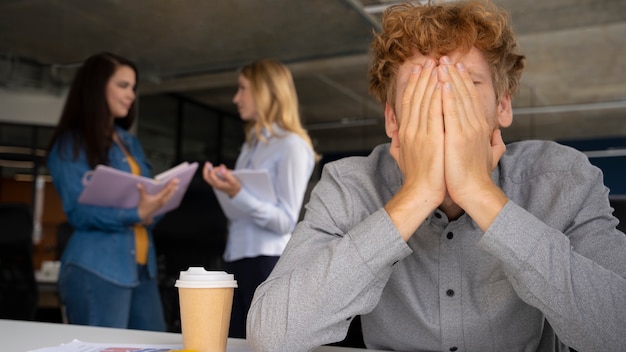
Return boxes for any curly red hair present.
[368,0,525,105]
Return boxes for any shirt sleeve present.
[47,140,142,231]
[246,162,411,352]
[228,136,314,235]
[479,159,626,351]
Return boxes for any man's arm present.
[481,158,626,351]
[247,163,411,352]
[439,57,626,350]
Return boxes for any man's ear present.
[384,102,398,138]
[497,93,513,128]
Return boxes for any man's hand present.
[385,59,447,240]
[437,56,508,231]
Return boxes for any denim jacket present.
[47,126,158,287]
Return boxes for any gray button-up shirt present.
[248,140,626,352]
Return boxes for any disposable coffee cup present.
[175,267,238,352]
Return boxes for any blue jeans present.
[58,264,166,331]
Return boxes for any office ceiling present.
[1,0,626,153]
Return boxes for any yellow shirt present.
[118,143,149,265]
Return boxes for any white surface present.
[0,319,376,352]
[1,319,183,351]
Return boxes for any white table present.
[0,319,374,351]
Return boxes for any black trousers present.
[225,255,279,338]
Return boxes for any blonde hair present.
[369,0,525,105]
[240,59,318,160]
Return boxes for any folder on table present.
[213,169,277,220]
[78,161,198,216]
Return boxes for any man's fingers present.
[398,65,423,135]
[427,82,443,135]
[454,62,482,121]
[420,68,440,133]
[441,81,461,133]
[440,58,483,131]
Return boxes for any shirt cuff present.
[479,200,547,268]
[120,208,142,225]
[229,186,260,215]
[347,208,413,279]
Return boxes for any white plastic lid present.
[174,267,238,288]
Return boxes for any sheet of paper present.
[213,169,277,220]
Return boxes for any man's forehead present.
[398,48,489,80]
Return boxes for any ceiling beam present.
[513,100,626,116]
[138,53,370,95]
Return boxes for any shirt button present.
[446,232,453,239]
[449,347,458,351]
[446,289,455,297]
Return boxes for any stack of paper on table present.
[213,169,277,220]
[29,339,252,352]
[28,339,181,352]
[77,161,198,216]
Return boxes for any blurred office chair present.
[0,202,38,320]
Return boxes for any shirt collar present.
[249,123,283,142]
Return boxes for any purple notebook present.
[77,161,198,216]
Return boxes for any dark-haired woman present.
[47,52,178,330]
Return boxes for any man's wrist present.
[385,187,440,241]
[460,185,508,232]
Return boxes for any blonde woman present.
[203,59,317,338]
